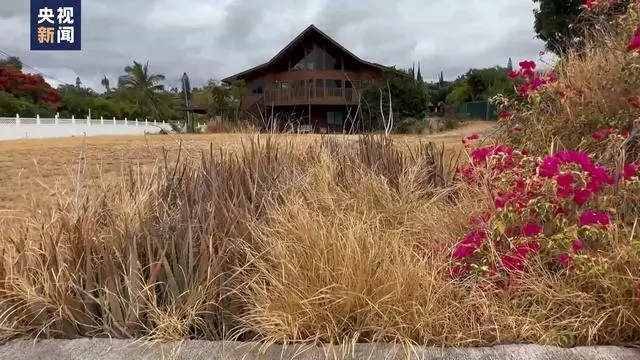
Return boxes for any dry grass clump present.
[0,135,467,343]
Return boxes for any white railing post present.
[36,114,40,125]
[71,115,75,125]
[100,116,104,125]
[113,117,116,125]
[54,113,59,125]
[154,119,157,125]
[135,118,138,126]
[87,115,91,126]
[125,117,128,126]
[15,114,20,126]
[145,119,148,126]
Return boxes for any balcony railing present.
[261,87,359,106]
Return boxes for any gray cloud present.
[0,0,546,90]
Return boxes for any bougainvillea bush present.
[493,1,640,157]
[0,67,60,106]
[447,0,640,344]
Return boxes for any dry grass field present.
[0,121,493,210]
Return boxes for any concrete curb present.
[0,339,638,360]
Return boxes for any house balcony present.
[243,87,360,108]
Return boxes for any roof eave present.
[222,62,269,83]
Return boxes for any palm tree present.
[101,75,110,93]
[117,61,165,119]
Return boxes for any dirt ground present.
[0,121,494,211]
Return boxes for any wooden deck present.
[242,87,360,108]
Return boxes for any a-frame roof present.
[221,24,389,83]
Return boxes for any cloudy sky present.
[0,0,551,91]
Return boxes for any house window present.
[327,111,343,126]
[326,79,342,88]
[291,45,318,71]
[292,49,306,71]
[323,50,338,70]
[305,45,315,70]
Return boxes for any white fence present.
[0,114,173,141]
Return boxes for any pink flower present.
[450,263,471,279]
[539,156,561,178]
[520,68,535,79]
[571,239,584,252]
[529,76,547,90]
[591,128,613,141]
[452,229,487,260]
[624,163,637,181]
[502,254,525,272]
[628,35,640,52]
[519,60,536,70]
[469,145,513,166]
[514,241,541,258]
[573,188,592,206]
[556,173,574,187]
[579,210,610,227]
[507,71,519,79]
[452,243,476,260]
[499,111,512,120]
[556,185,573,198]
[522,222,543,237]
[558,252,575,269]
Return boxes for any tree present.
[416,62,423,83]
[507,57,513,72]
[466,72,487,100]
[407,64,415,79]
[0,67,60,105]
[0,56,22,70]
[117,60,166,119]
[101,75,110,92]
[192,79,247,122]
[533,0,630,55]
[446,83,472,105]
[360,68,429,131]
[0,67,60,116]
[435,66,515,107]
